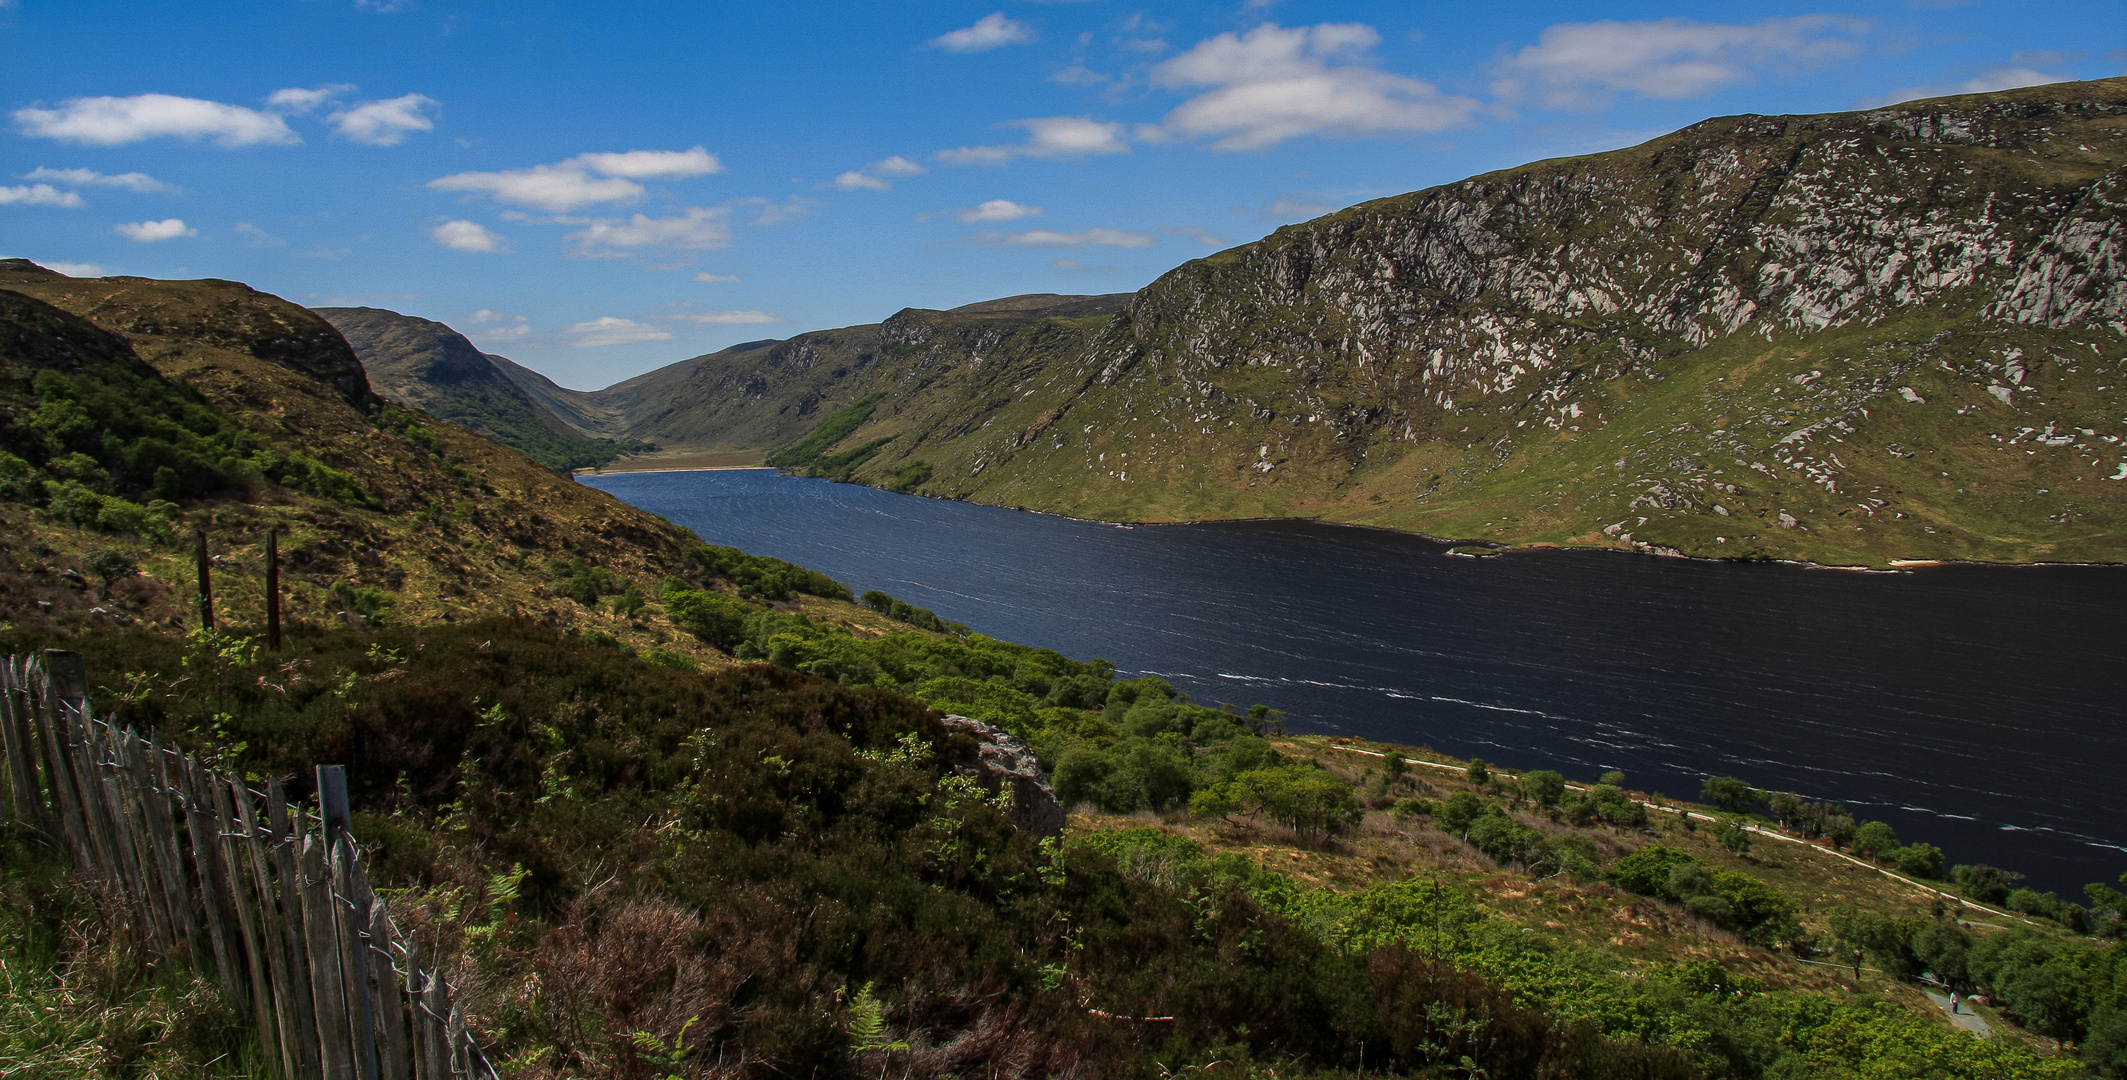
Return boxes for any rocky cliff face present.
[816,79,2127,566]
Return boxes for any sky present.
[2,1,2122,390]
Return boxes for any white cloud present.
[467,309,531,337]
[115,218,196,242]
[428,147,720,211]
[266,85,356,113]
[430,164,644,212]
[980,227,1153,248]
[22,167,170,193]
[958,198,1042,223]
[1868,66,2070,107]
[563,317,672,347]
[431,219,509,252]
[564,206,732,256]
[930,13,1036,53]
[1492,16,1870,109]
[834,155,926,192]
[938,116,1131,165]
[835,171,891,191]
[663,310,785,324]
[39,261,108,277]
[694,272,740,283]
[573,146,722,178]
[235,221,285,246]
[1151,23,1481,150]
[0,184,86,208]
[331,93,438,145]
[16,94,299,147]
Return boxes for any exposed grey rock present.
[941,714,1064,838]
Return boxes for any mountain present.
[315,306,644,471]
[519,79,2123,567]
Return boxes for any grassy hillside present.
[317,307,647,472]
[618,80,2127,568]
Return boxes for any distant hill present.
[315,306,645,471]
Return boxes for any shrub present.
[1520,769,1566,807]
[1853,820,1900,859]
[85,547,138,588]
[1700,775,1758,812]
[663,590,754,653]
[1894,842,1944,879]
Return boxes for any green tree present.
[1895,843,1945,879]
[1464,757,1490,785]
[1700,775,1758,812]
[1520,769,1566,807]
[1853,820,1901,860]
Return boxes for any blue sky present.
[3,1,2121,389]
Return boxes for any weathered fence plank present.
[369,901,412,1080]
[267,779,326,1079]
[215,773,285,1078]
[303,835,358,1080]
[179,755,244,1002]
[238,776,314,1080]
[332,841,380,1080]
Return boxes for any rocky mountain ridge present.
[371,79,2127,565]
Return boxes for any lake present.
[583,468,2127,898]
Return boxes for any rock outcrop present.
[941,714,1064,838]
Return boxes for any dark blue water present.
[584,469,2127,897]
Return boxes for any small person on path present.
[1950,991,1961,1014]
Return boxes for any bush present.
[1853,820,1900,859]
[663,590,754,653]
[1520,769,1566,807]
[1700,775,1758,812]
[85,547,138,588]
[1191,765,1361,840]
[1894,842,1944,879]
[1953,864,2023,905]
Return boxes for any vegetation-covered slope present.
[2,263,2121,1078]
[0,260,752,651]
[609,79,2127,566]
[316,306,646,471]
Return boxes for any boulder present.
[940,715,1064,838]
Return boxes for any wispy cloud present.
[429,146,721,212]
[694,272,740,283]
[466,309,531,337]
[332,93,438,145]
[16,93,298,146]
[663,309,785,324]
[23,167,171,193]
[976,227,1153,248]
[563,207,732,256]
[114,218,195,242]
[1151,23,1481,150]
[930,12,1035,53]
[235,221,285,246]
[951,199,1042,223]
[431,219,509,252]
[0,184,85,208]
[1492,16,1870,109]
[563,316,673,347]
[938,116,1131,165]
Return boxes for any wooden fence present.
[0,649,496,1080]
